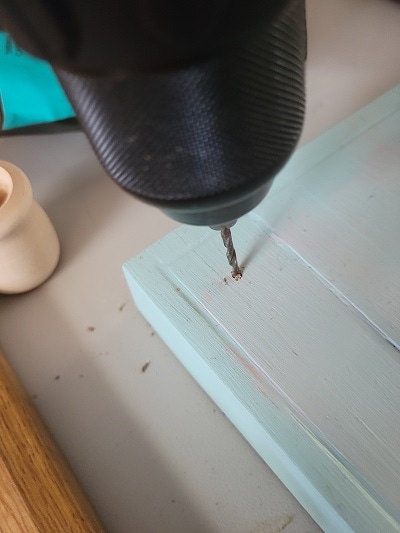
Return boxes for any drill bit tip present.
[221,226,242,279]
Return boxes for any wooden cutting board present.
[0,348,105,532]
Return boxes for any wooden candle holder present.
[0,161,60,294]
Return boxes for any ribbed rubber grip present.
[58,0,306,224]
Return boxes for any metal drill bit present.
[221,226,242,279]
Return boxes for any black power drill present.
[1,0,306,271]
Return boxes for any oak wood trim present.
[0,349,105,532]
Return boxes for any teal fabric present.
[0,32,75,129]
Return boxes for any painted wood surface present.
[124,86,400,532]
[252,85,400,348]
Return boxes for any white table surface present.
[1,1,400,531]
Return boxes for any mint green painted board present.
[251,85,400,349]
[124,86,400,533]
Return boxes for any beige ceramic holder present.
[0,161,60,294]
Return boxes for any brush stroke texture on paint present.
[124,85,400,532]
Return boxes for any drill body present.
[1,0,306,226]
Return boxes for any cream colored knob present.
[0,161,60,293]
